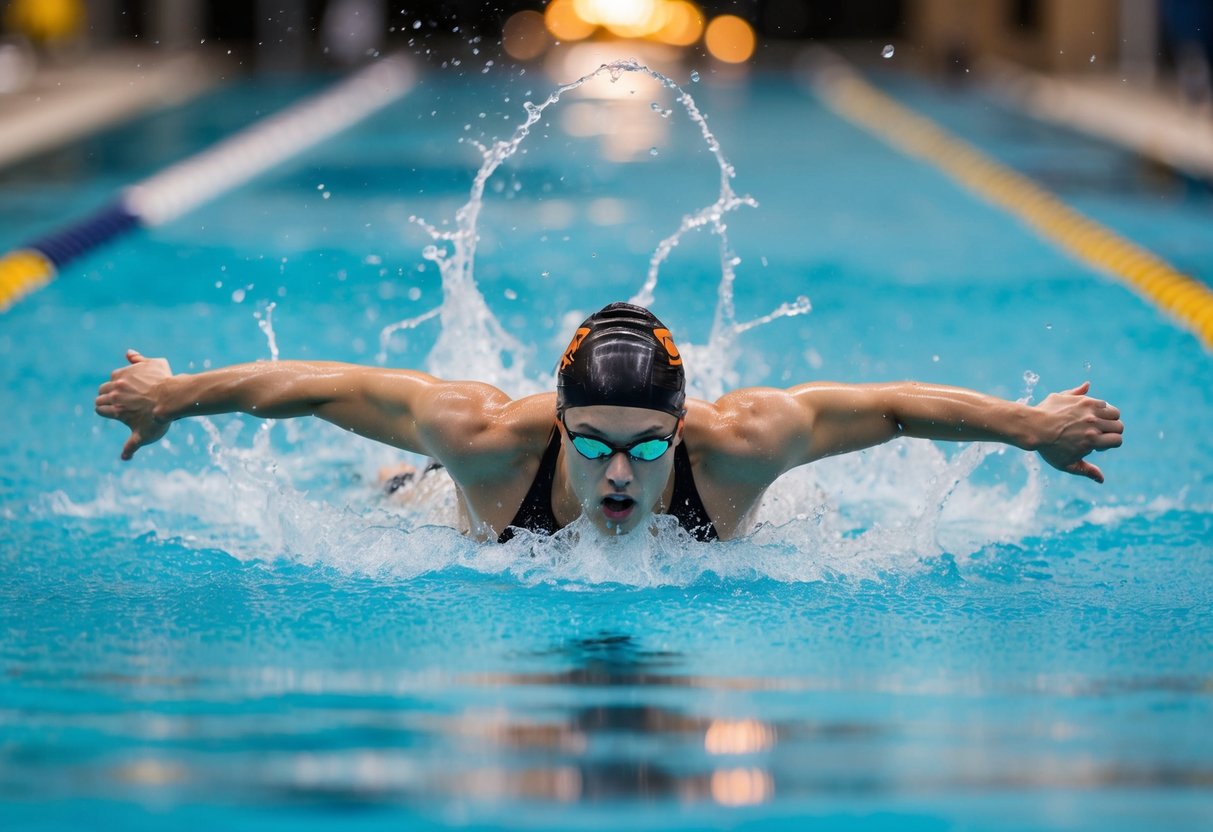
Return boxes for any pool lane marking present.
[0,249,56,311]
[807,62,1213,351]
[0,54,416,313]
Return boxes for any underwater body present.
[2,55,1213,830]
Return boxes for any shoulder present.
[684,388,805,453]
[682,389,806,484]
[422,389,556,476]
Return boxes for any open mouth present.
[601,495,636,522]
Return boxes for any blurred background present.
[1,0,1209,182]
[0,0,1207,77]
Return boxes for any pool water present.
[2,59,1212,831]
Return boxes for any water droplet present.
[412,20,421,29]
[690,70,700,82]
[881,44,895,59]
[932,355,940,362]
[1045,322,1053,330]
[407,287,421,301]
[1083,361,1092,371]
[322,191,330,199]
[540,271,550,278]
[504,289,517,300]
[649,147,659,156]
[1089,54,1096,63]
[231,288,246,303]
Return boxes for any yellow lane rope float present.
[808,60,1213,351]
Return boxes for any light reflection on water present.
[6,625,1213,810]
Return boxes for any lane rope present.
[806,58,1213,350]
[0,55,415,313]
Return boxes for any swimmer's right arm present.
[95,349,502,461]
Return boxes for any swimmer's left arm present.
[712,381,1123,483]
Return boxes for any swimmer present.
[95,302,1124,542]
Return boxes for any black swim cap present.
[556,302,686,417]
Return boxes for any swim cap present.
[557,302,686,417]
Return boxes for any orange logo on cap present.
[653,328,682,366]
[560,327,591,370]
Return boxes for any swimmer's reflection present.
[442,632,779,804]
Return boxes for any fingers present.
[1068,459,1104,484]
[1066,381,1091,396]
[121,433,141,461]
[126,349,145,364]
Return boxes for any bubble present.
[881,44,895,59]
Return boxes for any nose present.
[605,451,633,490]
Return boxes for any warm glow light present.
[704,719,776,755]
[704,14,755,63]
[710,768,774,806]
[545,0,597,41]
[574,0,650,28]
[503,11,551,61]
[654,1,704,46]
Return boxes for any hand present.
[94,349,174,460]
[1034,382,1124,483]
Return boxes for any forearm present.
[884,383,1042,450]
[153,361,404,423]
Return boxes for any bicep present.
[310,367,455,454]
[788,383,902,463]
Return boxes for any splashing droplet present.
[1083,361,1092,371]
[1089,54,1096,63]
[649,147,659,156]
[690,70,700,82]
[881,44,895,59]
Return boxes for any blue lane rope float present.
[806,56,1213,352]
[0,55,415,312]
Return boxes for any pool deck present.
[2,45,1210,185]
[979,58,1213,183]
[0,48,228,170]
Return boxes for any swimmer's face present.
[560,405,682,535]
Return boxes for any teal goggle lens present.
[570,435,672,462]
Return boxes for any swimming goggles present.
[561,418,677,462]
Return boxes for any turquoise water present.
[2,63,1212,830]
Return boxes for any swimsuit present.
[497,430,719,543]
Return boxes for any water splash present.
[378,59,809,400]
[255,302,279,361]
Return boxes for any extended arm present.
[709,380,1123,483]
[95,349,509,461]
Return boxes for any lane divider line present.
[805,58,1213,351]
[0,55,415,313]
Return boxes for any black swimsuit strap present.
[498,428,561,543]
[669,442,719,541]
